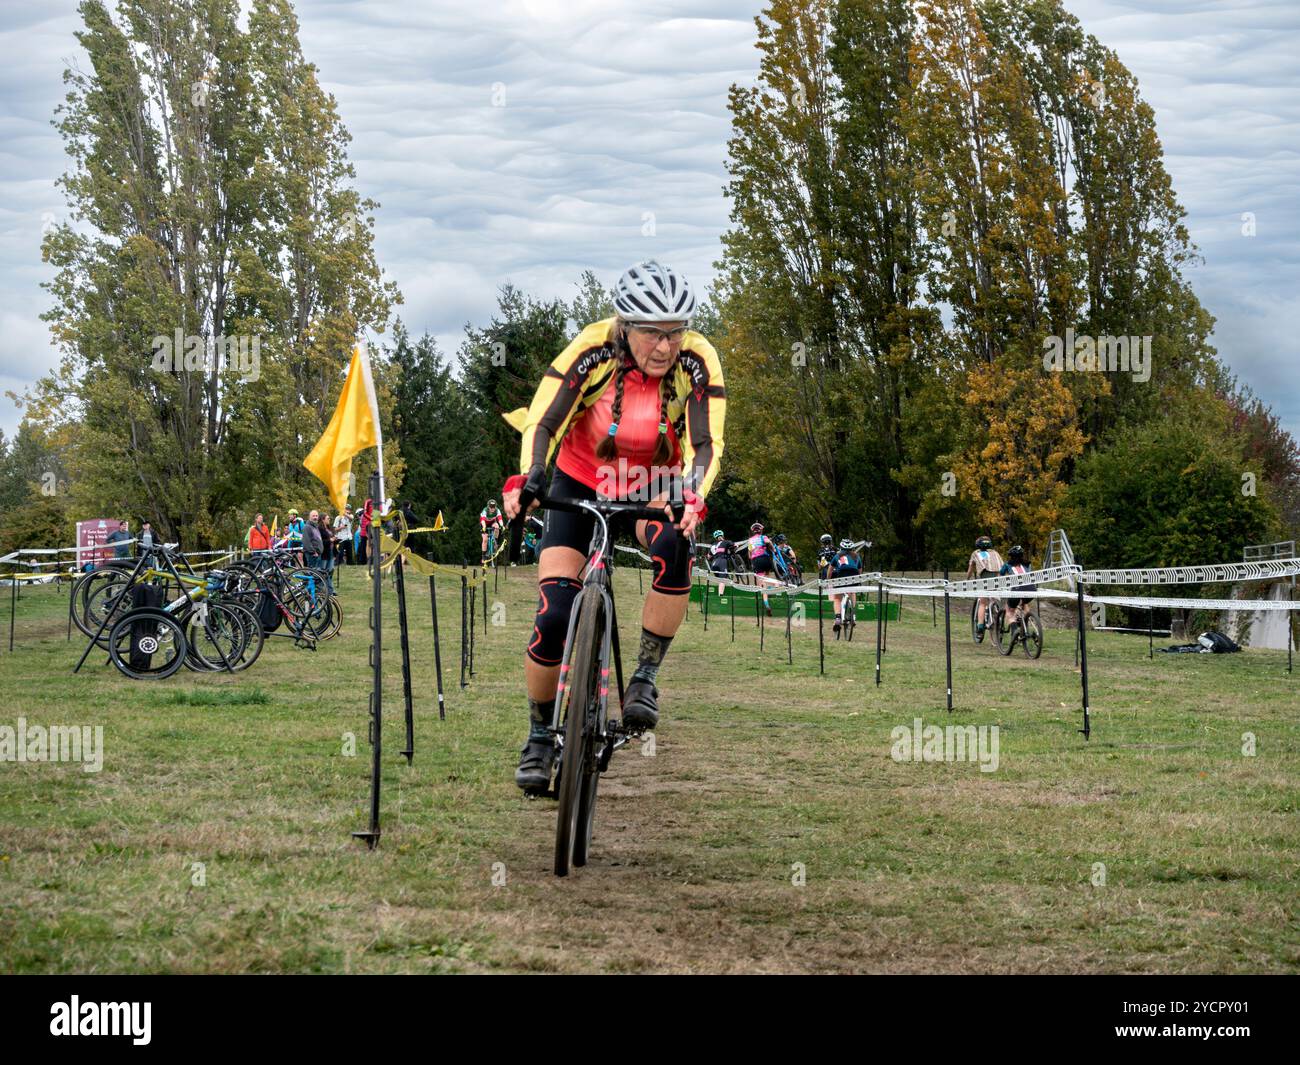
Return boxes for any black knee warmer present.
[526,577,582,665]
[645,517,691,595]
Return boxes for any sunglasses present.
[629,324,688,345]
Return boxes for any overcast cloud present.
[0,0,1295,440]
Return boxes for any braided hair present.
[595,320,676,467]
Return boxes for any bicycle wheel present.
[107,609,187,680]
[996,613,1016,656]
[1022,612,1043,659]
[73,569,132,641]
[186,603,246,671]
[554,588,604,877]
[316,595,343,640]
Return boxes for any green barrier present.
[689,580,898,621]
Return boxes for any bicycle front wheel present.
[554,588,604,877]
[107,609,187,680]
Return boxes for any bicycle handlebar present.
[508,490,688,564]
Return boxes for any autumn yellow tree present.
[950,365,1086,549]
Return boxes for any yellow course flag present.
[270,514,278,537]
[303,345,381,513]
[432,510,445,531]
[502,406,528,433]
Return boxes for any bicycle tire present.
[1022,612,1043,659]
[187,602,247,671]
[73,569,132,642]
[317,595,343,640]
[997,613,1016,656]
[554,588,604,877]
[107,608,187,680]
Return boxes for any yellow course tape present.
[375,532,492,586]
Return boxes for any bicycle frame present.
[547,503,627,764]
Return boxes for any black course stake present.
[703,573,709,631]
[883,586,889,653]
[875,581,883,687]
[931,569,936,627]
[818,582,825,675]
[394,556,414,764]
[785,591,792,665]
[1077,583,1091,740]
[429,574,446,719]
[1148,604,1153,660]
[459,574,468,689]
[943,569,953,713]
[469,571,476,678]
[730,583,735,642]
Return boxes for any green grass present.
[0,566,1296,973]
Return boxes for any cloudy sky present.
[1,0,1296,442]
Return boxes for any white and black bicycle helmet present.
[819,533,832,545]
[613,260,696,323]
[839,538,853,550]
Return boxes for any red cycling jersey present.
[556,364,683,497]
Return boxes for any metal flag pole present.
[352,470,384,849]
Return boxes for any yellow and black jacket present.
[505,317,726,498]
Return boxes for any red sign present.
[77,519,123,569]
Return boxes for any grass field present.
[1,562,1297,974]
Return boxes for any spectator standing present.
[106,520,132,560]
[357,498,373,566]
[247,513,271,553]
[318,512,335,580]
[333,506,354,566]
[303,509,324,572]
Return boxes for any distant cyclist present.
[816,533,835,579]
[967,535,1003,635]
[999,544,1036,630]
[745,522,776,615]
[773,533,801,583]
[708,529,735,577]
[501,260,724,792]
[830,538,862,633]
[480,499,505,564]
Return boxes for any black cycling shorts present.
[752,554,775,574]
[537,468,692,594]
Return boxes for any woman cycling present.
[502,261,725,792]
[999,544,1036,632]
